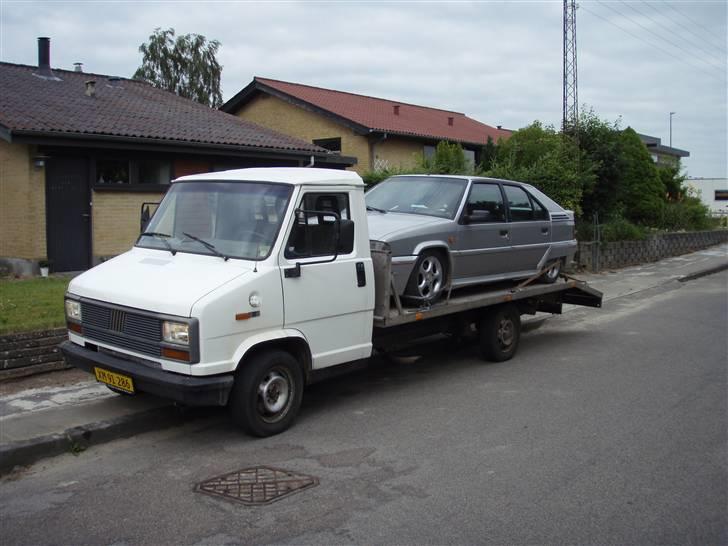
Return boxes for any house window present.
[423,145,435,159]
[139,159,172,185]
[715,189,728,201]
[96,159,129,185]
[464,149,475,167]
[313,137,342,153]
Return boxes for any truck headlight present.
[162,321,189,345]
[65,299,82,321]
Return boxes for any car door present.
[502,184,551,272]
[279,187,373,369]
[453,182,511,281]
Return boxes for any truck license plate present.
[94,367,135,394]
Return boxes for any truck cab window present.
[286,192,353,258]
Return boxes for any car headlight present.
[65,299,82,321]
[162,321,189,345]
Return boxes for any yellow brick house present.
[0,39,352,275]
[222,77,511,174]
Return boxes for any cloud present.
[1,0,724,176]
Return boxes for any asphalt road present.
[1,272,726,545]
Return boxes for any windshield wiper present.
[367,205,387,214]
[182,232,229,261]
[139,231,176,256]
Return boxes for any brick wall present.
[0,328,68,380]
[577,230,728,271]
[0,140,47,260]
[235,94,371,173]
[92,190,166,259]
[374,137,424,171]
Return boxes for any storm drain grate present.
[195,466,319,505]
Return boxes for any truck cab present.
[61,168,375,436]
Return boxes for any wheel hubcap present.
[496,318,514,349]
[416,256,443,299]
[258,371,290,415]
[546,261,560,280]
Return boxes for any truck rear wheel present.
[479,304,521,362]
[228,349,304,437]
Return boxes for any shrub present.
[600,216,648,242]
[658,198,712,231]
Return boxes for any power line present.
[594,0,726,77]
[628,0,726,64]
[662,0,727,46]
[580,4,726,84]
[638,0,727,57]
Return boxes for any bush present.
[658,198,712,231]
[600,216,648,242]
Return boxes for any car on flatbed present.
[365,175,577,302]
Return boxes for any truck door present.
[279,188,373,369]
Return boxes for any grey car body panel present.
[366,175,577,296]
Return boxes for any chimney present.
[34,37,57,79]
[393,105,400,116]
[74,62,83,73]
[497,125,502,130]
[448,116,454,126]
[85,80,96,97]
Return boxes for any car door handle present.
[499,229,509,238]
[541,227,549,234]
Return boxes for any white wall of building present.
[685,178,728,215]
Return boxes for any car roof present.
[174,167,364,186]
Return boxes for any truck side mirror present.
[140,202,160,233]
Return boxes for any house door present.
[45,157,90,271]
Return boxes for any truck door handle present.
[356,262,366,287]
[499,229,509,237]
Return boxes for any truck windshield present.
[136,181,293,260]
[365,176,468,219]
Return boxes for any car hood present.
[67,247,252,317]
[367,212,452,241]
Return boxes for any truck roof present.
[174,167,364,186]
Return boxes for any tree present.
[617,128,665,225]
[486,122,592,215]
[133,28,223,108]
[418,141,469,174]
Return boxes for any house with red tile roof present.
[222,77,511,174]
[1,39,353,275]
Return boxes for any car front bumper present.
[60,341,233,407]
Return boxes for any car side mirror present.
[463,209,491,224]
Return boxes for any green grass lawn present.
[0,276,70,335]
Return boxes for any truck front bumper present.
[60,341,233,407]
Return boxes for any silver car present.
[365,175,577,302]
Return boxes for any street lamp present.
[669,111,676,147]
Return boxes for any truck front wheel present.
[228,349,304,437]
[479,304,521,362]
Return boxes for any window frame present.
[459,181,507,224]
[284,191,354,260]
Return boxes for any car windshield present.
[365,176,468,219]
[136,181,293,260]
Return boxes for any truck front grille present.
[81,301,163,358]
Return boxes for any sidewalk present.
[1,243,726,474]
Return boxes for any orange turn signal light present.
[67,322,82,334]
[162,347,190,361]
[235,311,261,321]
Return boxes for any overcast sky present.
[1,0,725,178]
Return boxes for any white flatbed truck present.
[60,168,601,436]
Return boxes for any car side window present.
[466,183,506,223]
[503,185,535,222]
[529,195,550,221]
[285,192,353,258]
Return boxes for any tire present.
[228,349,304,437]
[405,250,448,303]
[539,259,562,284]
[479,304,521,362]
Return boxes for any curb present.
[678,262,728,283]
[0,405,217,476]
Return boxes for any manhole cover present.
[196,466,318,505]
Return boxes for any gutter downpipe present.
[368,131,388,170]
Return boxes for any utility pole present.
[669,111,676,147]
[563,0,579,134]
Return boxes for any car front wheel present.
[405,250,447,303]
